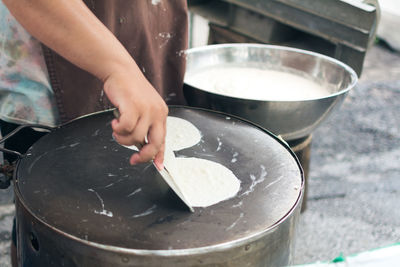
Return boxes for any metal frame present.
[188,0,379,76]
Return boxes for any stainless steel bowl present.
[183,44,358,141]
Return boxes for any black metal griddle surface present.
[16,107,303,250]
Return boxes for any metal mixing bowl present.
[183,44,358,141]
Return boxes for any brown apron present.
[42,0,188,123]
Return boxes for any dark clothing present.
[42,0,188,123]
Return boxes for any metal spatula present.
[113,108,194,212]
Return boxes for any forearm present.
[4,0,169,166]
[3,0,139,81]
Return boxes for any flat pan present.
[15,106,303,250]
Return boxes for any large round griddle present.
[16,107,303,251]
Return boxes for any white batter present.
[165,117,202,151]
[165,157,240,207]
[121,117,202,152]
[121,116,241,208]
[185,66,331,101]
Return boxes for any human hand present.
[104,69,168,170]
[3,0,169,169]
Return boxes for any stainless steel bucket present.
[13,107,303,266]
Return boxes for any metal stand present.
[288,135,312,212]
[189,0,379,76]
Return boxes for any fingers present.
[113,116,149,147]
[113,107,168,166]
[153,145,165,170]
[103,70,168,166]
[153,122,166,170]
[111,109,139,136]
[129,122,166,167]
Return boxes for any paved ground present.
[293,43,400,264]
[0,187,13,267]
[0,44,398,266]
